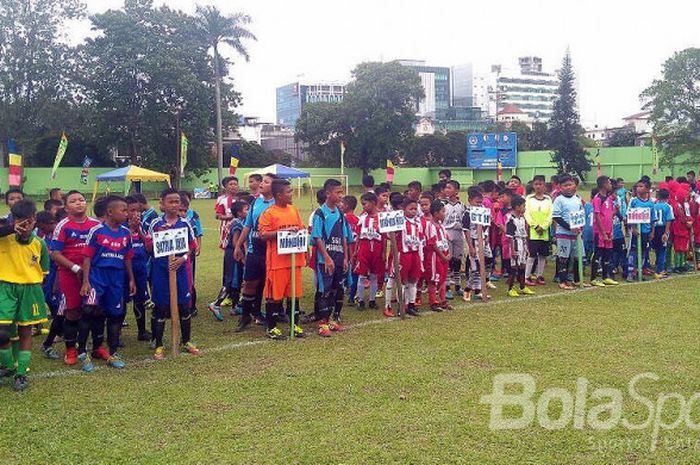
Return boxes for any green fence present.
[6,146,697,198]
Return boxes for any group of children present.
[1,168,698,390]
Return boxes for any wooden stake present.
[168,255,181,358]
[389,232,404,318]
[476,224,488,302]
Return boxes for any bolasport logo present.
[479,372,700,452]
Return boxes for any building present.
[476,56,559,121]
[276,81,346,128]
[451,63,473,107]
[497,104,533,127]
[398,60,451,119]
[622,111,652,135]
[226,117,308,162]
[583,125,626,146]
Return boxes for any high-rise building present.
[475,56,559,121]
[398,60,451,119]
[276,81,346,128]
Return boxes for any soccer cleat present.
[0,366,16,378]
[521,287,536,295]
[558,283,574,290]
[40,327,49,335]
[439,302,454,311]
[489,273,500,282]
[293,325,306,338]
[525,279,537,287]
[12,374,28,392]
[406,306,420,317]
[182,342,201,355]
[462,290,473,302]
[536,276,547,285]
[357,301,366,310]
[375,290,384,299]
[42,345,61,360]
[445,290,454,300]
[267,327,286,340]
[383,307,396,318]
[137,331,152,342]
[153,346,165,360]
[77,353,93,373]
[415,295,422,306]
[653,273,664,280]
[92,346,110,361]
[328,320,346,332]
[507,289,520,298]
[64,347,78,366]
[220,296,233,307]
[149,339,157,350]
[602,278,619,286]
[107,354,125,369]
[430,304,443,312]
[317,324,332,337]
[207,303,224,322]
[368,300,377,309]
[591,279,606,288]
[235,315,253,333]
[486,281,497,290]
[230,303,243,316]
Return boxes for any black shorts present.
[222,247,234,287]
[529,239,551,257]
[243,251,266,281]
[154,304,192,320]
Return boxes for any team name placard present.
[569,210,586,229]
[627,208,651,224]
[152,228,189,258]
[469,207,491,226]
[277,230,308,255]
[378,210,405,233]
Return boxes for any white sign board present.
[469,207,492,227]
[569,210,586,229]
[627,207,651,225]
[277,230,308,255]
[378,210,405,233]
[152,227,189,258]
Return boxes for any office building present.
[398,60,451,119]
[276,81,346,128]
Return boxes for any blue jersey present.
[244,196,275,253]
[187,209,204,238]
[311,204,353,265]
[142,207,159,232]
[130,229,148,268]
[147,216,196,306]
[629,197,657,234]
[83,223,133,269]
[654,201,674,227]
[582,202,594,242]
[552,193,584,238]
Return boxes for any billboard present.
[466,132,518,169]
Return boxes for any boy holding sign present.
[590,176,619,287]
[147,188,200,360]
[354,193,386,310]
[258,179,306,340]
[311,179,352,337]
[461,187,492,301]
[626,180,656,281]
[552,175,585,290]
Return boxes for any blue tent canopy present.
[247,164,310,179]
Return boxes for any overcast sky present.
[76,0,698,128]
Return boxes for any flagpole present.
[175,110,181,190]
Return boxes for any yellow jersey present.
[0,233,50,284]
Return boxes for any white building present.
[622,111,652,134]
[497,104,533,127]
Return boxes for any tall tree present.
[0,0,85,163]
[196,5,256,186]
[641,48,700,165]
[81,0,240,176]
[294,101,344,167]
[548,50,590,180]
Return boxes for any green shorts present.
[0,281,48,327]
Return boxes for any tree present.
[228,141,291,168]
[642,48,700,165]
[196,5,256,186]
[528,122,550,151]
[606,127,639,147]
[295,62,422,173]
[0,0,86,164]
[401,130,468,167]
[548,50,590,180]
[81,0,240,177]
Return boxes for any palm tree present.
[196,6,256,186]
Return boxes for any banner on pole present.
[277,230,308,255]
[469,206,492,226]
[152,227,189,258]
[80,156,92,185]
[51,132,69,180]
[386,159,395,184]
[180,131,188,178]
[229,145,240,176]
[7,139,22,187]
[378,210,405,233]
[627,208,651,224]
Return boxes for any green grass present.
[1,197,700,464]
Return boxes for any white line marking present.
[31,273,699,380]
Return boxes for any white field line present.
[31,273,699,380]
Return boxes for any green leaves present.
[642,48,700,166]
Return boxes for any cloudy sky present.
[75,0,698,128]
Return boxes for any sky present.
[72,0,699,128]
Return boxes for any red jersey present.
[671,200,690,238]
[215,194,235,248]
[51,216,101,264]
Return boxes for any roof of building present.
[497,104,526,115]
[622,111,650,121]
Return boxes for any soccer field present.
[2,197,700,464]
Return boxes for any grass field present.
[2,196,700,464]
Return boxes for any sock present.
[536,256,546,277]
[11,339,19,363]
[63,318,78,349]
[91,314,106,349]
[154,319,166,347]
[43,315,64,347]
[518,268,526,289]
[385,278,395,308]
[231,289,241,307]
[213,286,229,306]
[180,314,191,345]
[16,350,31,376]
[107,316,122,355]
[134,302,146,334]
[0,348,13,369]
[525,257,535,277]
[357,275,368,303]
[266,302,280,330]
[369,274,378,299]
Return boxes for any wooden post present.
[637,232,643,282]
[389,232,404,318]
[168,255,181,357]
[476,224,488,302]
